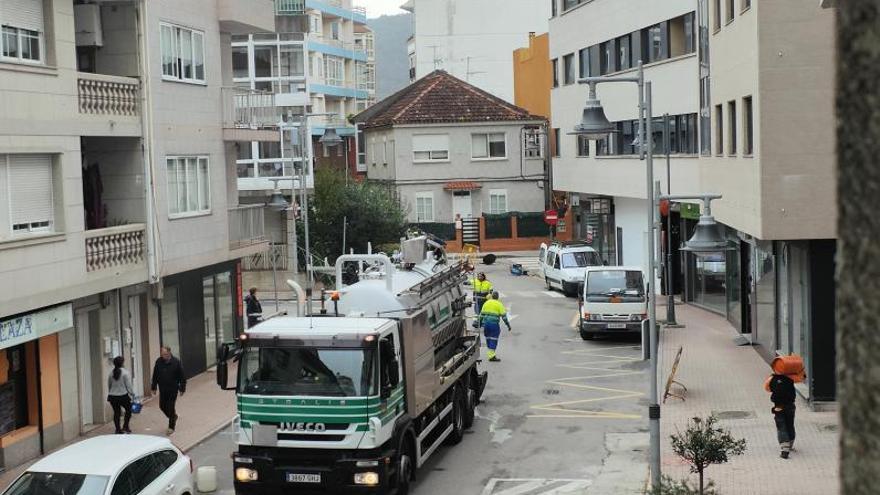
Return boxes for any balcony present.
[218,0,275,34]
[77,73,142,136]
[229,205,268,252]
[276,0,305,15]
[221,87,280,142]
[84,224,146,273]
[305,0,368,24]
[307,35,368,62]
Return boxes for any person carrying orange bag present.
[764,355,804,459]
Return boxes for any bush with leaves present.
[650,475,716,495]
[669,415,746,494]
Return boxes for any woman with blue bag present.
[107,356,135,434]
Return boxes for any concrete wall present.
[411,0,550,103]
[513,33,552,119]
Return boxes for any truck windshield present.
[586,270,645,302]
[561,251,602,268]
[238,347,377,397]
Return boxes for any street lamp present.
[570,61,663,490]
[318,126,343,147]
[670,194,732,253]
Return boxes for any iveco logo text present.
[280,422,326,432]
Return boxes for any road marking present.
[542,291,565,298]
[481,478,592,495]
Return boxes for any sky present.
[362,0,408,18]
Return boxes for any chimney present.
[529,32,535,38]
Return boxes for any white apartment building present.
[401,0,550,103]
[550,0,837,403]
[0,0,272,469]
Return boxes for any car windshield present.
[585,270,645,302]
[238,347,377,397]
[561,251,602,268]
[3,472,109,495]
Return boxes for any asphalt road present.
[188,262,649,494]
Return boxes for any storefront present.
[0,304,71,470]
[573,195,619,265]
[160,261,242,378]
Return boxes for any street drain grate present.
[819,423,838,432]
[712,410,756,420]
[542,388,560,395]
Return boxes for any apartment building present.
[401,0,550,103]
[550,0,837,403]
[231,0,375,247]
[0,0,272,469]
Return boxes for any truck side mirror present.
[388,361,400,387]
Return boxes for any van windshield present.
[585,270,645,302]
[561,251,602,268]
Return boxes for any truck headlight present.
[235,467,258,482]
[354,472,380,485]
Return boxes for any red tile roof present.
[353,70,545,129]
[443,181,482,191]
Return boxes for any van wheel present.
[562,282,577,297]
[580,330,595,340]
[444,387,465,445]
[545,277,552,290]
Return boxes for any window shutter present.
[0,0,45,32]
[9,154,53,226]
[412,134,448,152]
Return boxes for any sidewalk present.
[0,368,235,489]
[658,304,839,494]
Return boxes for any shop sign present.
[680,202,701,220]
[0,304,73,351]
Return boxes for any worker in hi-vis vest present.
[479,291,511,362]
[471,272,493,327]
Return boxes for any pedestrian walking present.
[479,291,511,362]
[245,287,263,328]
[764,355,803,459]
[151,346,186,435]
[471,272,493,328]
[107,356,134,434]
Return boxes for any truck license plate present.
[287,473,321,483]
[608,323,627,329]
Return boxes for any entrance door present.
[75,312,95,431]
[452,191,472,219]
[740,241,753,335]
[127,296,145,398]
[203,276,218,370]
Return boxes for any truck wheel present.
[463,376,476,429]
[395,439,414,495]
[444,387,466,445]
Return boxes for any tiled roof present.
[353,70,545,129]
[443,181,482,191]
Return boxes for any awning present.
[444,181,482,191]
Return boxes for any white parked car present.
[539,241,603,296]
[2,435,195,495]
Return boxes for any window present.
[550,0,557,17]
[523,129,544,158]
[742,0,751,11]
[111,456,162,495]
[562,0,586,10]
[714,104,723,155]
[323,55,344,86]
[1,154,54,237]
[552,128,560,157]
[713,0,722,30]
[232,46,248,78]
[472,133,506,159]
[160,23,206,84]
[743,96,753,155]
[415,192,434,222]
[551,58,559,88]
[617,35,631,71]
[488,190,508,214]
[600,40,616,74]
[166,156,210,216]
[0,0,44,64]
[576,135,590,157]
[669,13,696,57]
[644,22,668,63]
[589,45,601,77]
[726,0,735,22]
[331,21,340,40]
[412,134,449,162]
[563,53,575,84]
[578,47,590,78]
[727,100,736,155]
[152,450,179,473]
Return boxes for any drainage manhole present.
[712,410,756,420]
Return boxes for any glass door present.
[203,276,218,370]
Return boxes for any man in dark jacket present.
[151,346,186,435]
[767,373,797,459]
[245,287,262,328]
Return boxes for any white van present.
[577,266,647,340]
[538,241,602,296]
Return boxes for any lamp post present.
[570,60,661,489]
[662,114,680,327]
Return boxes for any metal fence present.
[275,0,305,14]
[516,212,549,238]
[410,222,456,241]
[483,213,512,239]
[221,87,277,129]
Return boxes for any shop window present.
[0,343,34,436]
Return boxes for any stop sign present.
[544,209,559,226]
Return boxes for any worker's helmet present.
[491,291,499,300]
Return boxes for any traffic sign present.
[544,210,559,225]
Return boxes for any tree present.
[308,168,407,263]
[669,416,746,495]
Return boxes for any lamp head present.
[680,215,732,253]
[319,127,343,147]
[569,82,617,140]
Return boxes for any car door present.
[110,455,159,495]
[149,449,190,495]
[538,244,547,268]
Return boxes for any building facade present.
[401,0,550,103]
[354,71,546,227]
[549,0,837,402]
[0,0,271,469]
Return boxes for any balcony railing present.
[352,5,366,17]
[276,0,305,14]
[222,87,278,129]
[85,224,146,272]
[78,73,140,117]
[229,204,266,248]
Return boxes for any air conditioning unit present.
[74,4,103,47]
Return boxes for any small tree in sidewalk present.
[669,415,747,494]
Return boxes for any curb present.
[183,417,236,453]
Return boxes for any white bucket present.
[196,465,218,493]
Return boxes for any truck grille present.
[278,433,347,442]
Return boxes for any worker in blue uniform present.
[479,291,511,362]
